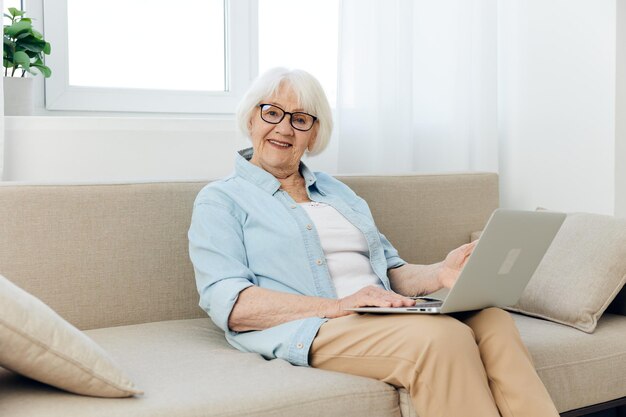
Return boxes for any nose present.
[274,114,295,135]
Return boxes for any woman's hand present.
[324,286,416,318]
[437,240,479,289]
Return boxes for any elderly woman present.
[188,68,559,417]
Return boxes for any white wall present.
[3,117,247,182]
[2,116,339,182]
[616,0,626,218]
[498,0,616,214]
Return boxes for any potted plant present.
[3,7,51,115]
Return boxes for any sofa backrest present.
[336,173,498,265]
[0,182,207,330]
[9,173,609,331]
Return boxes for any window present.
[66,0,225,91]
[45,0,253,114]
[42,0,338,114]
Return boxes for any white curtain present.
[336,0,498,174]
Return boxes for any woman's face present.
[248,83,318,177]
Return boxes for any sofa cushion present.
[511,313,626,413]
[506,213,626,332]
[0,274,141,398]
[0,318,401,417]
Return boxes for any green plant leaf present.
[43,42,51,54]
[8,8,25,18]
[19,36,46,53]
[5,20,33,37]
[31,63,51,78]
[13,50,30,66]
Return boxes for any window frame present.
[43,0,258,114]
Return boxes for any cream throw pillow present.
[0,274,142,397]
[505,213,626,333]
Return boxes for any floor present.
[581,408,617,417]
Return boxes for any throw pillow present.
[506,212,626,333]
[0,274,142,397]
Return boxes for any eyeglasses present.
[258,104,318,131]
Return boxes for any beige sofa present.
[0,173,625,417]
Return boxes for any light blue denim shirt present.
[188,148,405,366]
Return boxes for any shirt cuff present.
[386,256,406,270]
[205,278,254,333]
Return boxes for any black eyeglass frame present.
[258,104,318,132]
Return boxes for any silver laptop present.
[346,209,566,314]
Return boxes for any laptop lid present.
[439,209,566,314]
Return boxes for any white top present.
[300,201,385,298]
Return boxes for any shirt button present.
[316,259,323,265]
[296,343,304,349]
[290,205,297,209]
[306,224,313,230]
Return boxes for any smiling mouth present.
[267,139,292,148]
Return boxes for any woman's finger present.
[370,287,411,302]
[370,297,392,307]
[361,295,397,308]
[353,287,415,308]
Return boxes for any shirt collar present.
[235,147,319,195]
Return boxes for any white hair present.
[235,67,333,156]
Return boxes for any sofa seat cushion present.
[512,313,626,413]
[0,318,401,417]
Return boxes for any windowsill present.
[9,106,236,119]
[4,114,238,132]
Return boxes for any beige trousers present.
[310,308,559,417]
